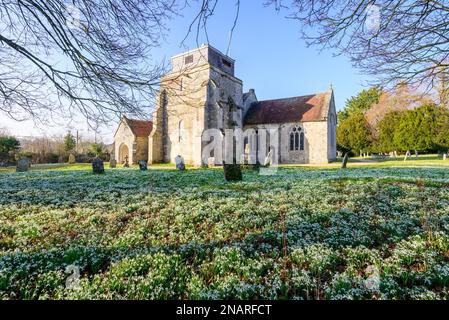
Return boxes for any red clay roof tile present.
[244,92,330,125]
[125,118,153,137]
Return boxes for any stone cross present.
[16,157,30,172]
[92,157,105,174]
[175,155,185,170]
[123,155,129,168]
[138,160,148,171]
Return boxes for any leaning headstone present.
[404,150,411,162]
[68,153,76,164]
[341,153,349,169]
[175,155,185,171]
[16,157,30,172]
[138,160,148,171]
[92,157,105,174]
[109,159,117,168]
[263,150,273,167]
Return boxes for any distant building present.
[114,44,337,165]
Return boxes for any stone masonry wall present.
[114,120,136,164]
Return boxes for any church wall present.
[303,121,330,164]
[202,67,243,166]
[148,105,164,164]
[135,136,149,163]
[243,121,331,164]
[156,65,209,165]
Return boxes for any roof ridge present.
[257,91,329,103]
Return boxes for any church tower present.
[149,44,243,165]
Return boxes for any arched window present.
[178,120,184,142]
[289,126,304,151]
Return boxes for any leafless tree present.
[0,0,179,127]
[190,1,449,94]
[263,0,449,93]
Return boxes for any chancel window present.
[289,126,304,151]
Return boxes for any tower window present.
[222,58,231,68]
[185,55,193,64]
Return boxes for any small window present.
[178,120,184,142]
[222,58,232,68]
[185,55,193,64]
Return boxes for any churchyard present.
[0,159,448,299]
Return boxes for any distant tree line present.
[0,131,110,166]
[337,86,449,156]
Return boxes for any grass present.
[1,154,448,173]
[0,164,448,299]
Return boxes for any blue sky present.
[1,1,371,142]
[152,1,370,106]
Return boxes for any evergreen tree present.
[375,111,402,153]
[337,112,372,156]
[338,87,382,122]
[64,132,76,152]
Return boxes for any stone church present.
[114,45,337,166]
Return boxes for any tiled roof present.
[244,92,331,125]
[125,118,153,137]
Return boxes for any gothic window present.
[289,126,304,151]
[178,120,184,142]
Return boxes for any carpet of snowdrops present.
[1,167,449,300]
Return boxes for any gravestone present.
[444,154,447,161]
[92,157,105,174]
[404,150,411,161]
[175,155,185,171]
[223,163,243,181]
[263,150,273,166]
[16,157,30,172]
[109,159,117,168]
[138,160,148,171]
[68,153,76,164]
